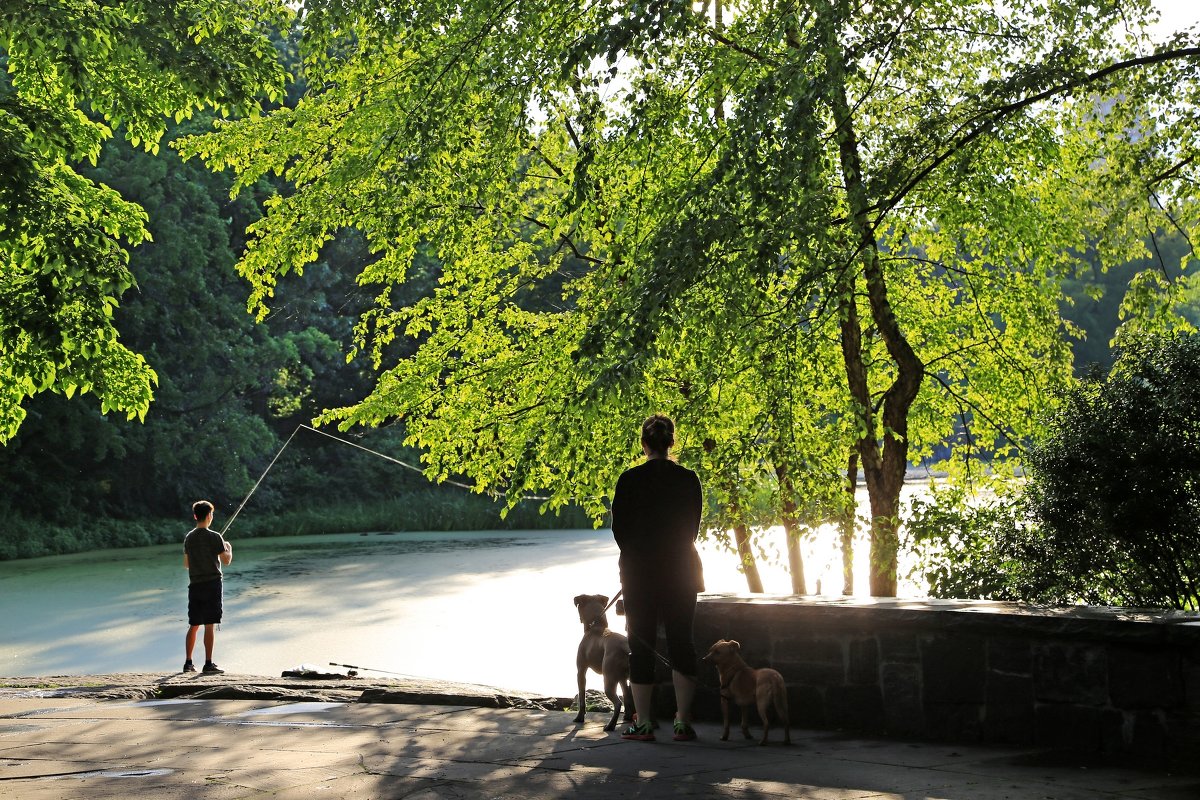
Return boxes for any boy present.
[182,500,232,674]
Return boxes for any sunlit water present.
[0,488,929,696]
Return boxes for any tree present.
[0,0,290,443]
[1060,233,1194,373]
[180,1,1200,595]
[0,116,319,519]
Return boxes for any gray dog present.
[572,594,632,731]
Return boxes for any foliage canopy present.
[0,0,291,442]
[172,0,1199,594]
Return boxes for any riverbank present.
[0,671,572,708]
[0,493,594,561]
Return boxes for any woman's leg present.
[671,670,696,724]
[622,585,658,724]
[661,590,698,722]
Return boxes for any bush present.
[904,484,1031,601]
[1019,333,1200,610]
[0,490,593,562]
[908,333,1200,610]
[232,491,593,538]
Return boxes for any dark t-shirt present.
[184,527,227,586]
[611,458,704,594]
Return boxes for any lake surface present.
[0,516,922,696]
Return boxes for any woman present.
[611,414,704,742]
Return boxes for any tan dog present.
[573,594,632,731]
[702,639,791,745]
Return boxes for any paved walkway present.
[2,689,1197,799]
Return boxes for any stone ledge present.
[686,595,1200,769]
[698,594,1200,644]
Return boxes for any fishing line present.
[219,423,562,536]
[299,424,476,490]
[220,424,303,537]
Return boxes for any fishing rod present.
[327,662,535,693]
[328,661,416,677]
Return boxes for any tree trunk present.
[723,489,765,593]
[822,13,924,597]
[774,462,807,595]
[783,517,806,595]
[732,521,765,593]
[840,451,858,596]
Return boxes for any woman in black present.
[611,414,704,742]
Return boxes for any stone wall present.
[650,595,1200,766]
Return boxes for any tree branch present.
[877,46,1200,223]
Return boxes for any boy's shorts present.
[188,579,223,626]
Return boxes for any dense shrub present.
[1020,333,1200,610]
[908,333,1200,610]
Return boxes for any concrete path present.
[2,694,1197,799]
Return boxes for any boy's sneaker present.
[182,660,196,673]
[202,662,224,674]
[621,720,656,741]
[672,720,697,741]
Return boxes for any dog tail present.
[772,678,789,721]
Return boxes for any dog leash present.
[619,616,724,695]
[603,590,622,614]
[599,587,723,694]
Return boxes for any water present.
[0,511,924,696]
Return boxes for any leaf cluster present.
[0,0,291,441]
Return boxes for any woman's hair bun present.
[641,414,675,453]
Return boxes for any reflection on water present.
[0,499,927,695]
[235,535,540,587]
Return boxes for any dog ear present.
[574,594,587,607]
[730,640,741,651]
[597,595,608,605]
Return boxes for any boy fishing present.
[182,500,232,674]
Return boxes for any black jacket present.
[611,458,704,593]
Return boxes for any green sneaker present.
[621,720,656,741]
[672,720,697,741]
